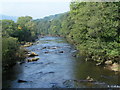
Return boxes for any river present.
[3,36,120,88]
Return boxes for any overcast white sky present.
[1,0,71,19]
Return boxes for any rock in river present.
[104,63,120,72]
[27,52,38,57]
[105,60,112,65]
[23,42,33,47]
[110,63,120,72]
[42,47,47,49]
[59,51,64,53]
[44,51,49,53]
[27,58,39,62]
[18,80,27,83]
[86,76,94,82]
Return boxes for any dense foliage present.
[1,16,38,69]
[35,2,119,64]
[34,13,66,35]
[67,2,119,64]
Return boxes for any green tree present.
[1,20,17,37]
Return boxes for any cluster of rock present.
[85,55,120,72]
[26,52,39,62]
[104,60,120,72]
[41,46,64,54]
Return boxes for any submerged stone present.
[59,51,64,53]
[18,80,27,83]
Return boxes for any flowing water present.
[3,36,120,88]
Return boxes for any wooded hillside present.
[34,2,120,65]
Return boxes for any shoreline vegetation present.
[1,2,120,72]
[1,16,38,70]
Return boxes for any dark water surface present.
[3,36,120,88]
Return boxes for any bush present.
[2,37,19,68]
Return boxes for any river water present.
[3,36,120,88]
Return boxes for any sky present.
[1,0,71,19]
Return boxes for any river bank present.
[2,41,35,71]
[64,36,120,72]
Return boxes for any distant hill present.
[34,12,67,23]
[0,14,18,22]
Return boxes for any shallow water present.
[3,36,120,88]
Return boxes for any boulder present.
[44,51,49,53]
[110,63,120,72]
[18,80,27,83]
[23,42,33,47]
[28,52,38,57]
[27,58,39,62]
[59,51,64,53]
[96,63,102,66]
[105,60,112,65]
[23,44,31,47]
[86,76,94,82]
[42,47,47,49]
[104,63,120,72]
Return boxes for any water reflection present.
[74,57,120,88]
[3,64,23,87]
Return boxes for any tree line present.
[34,2,119,65]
